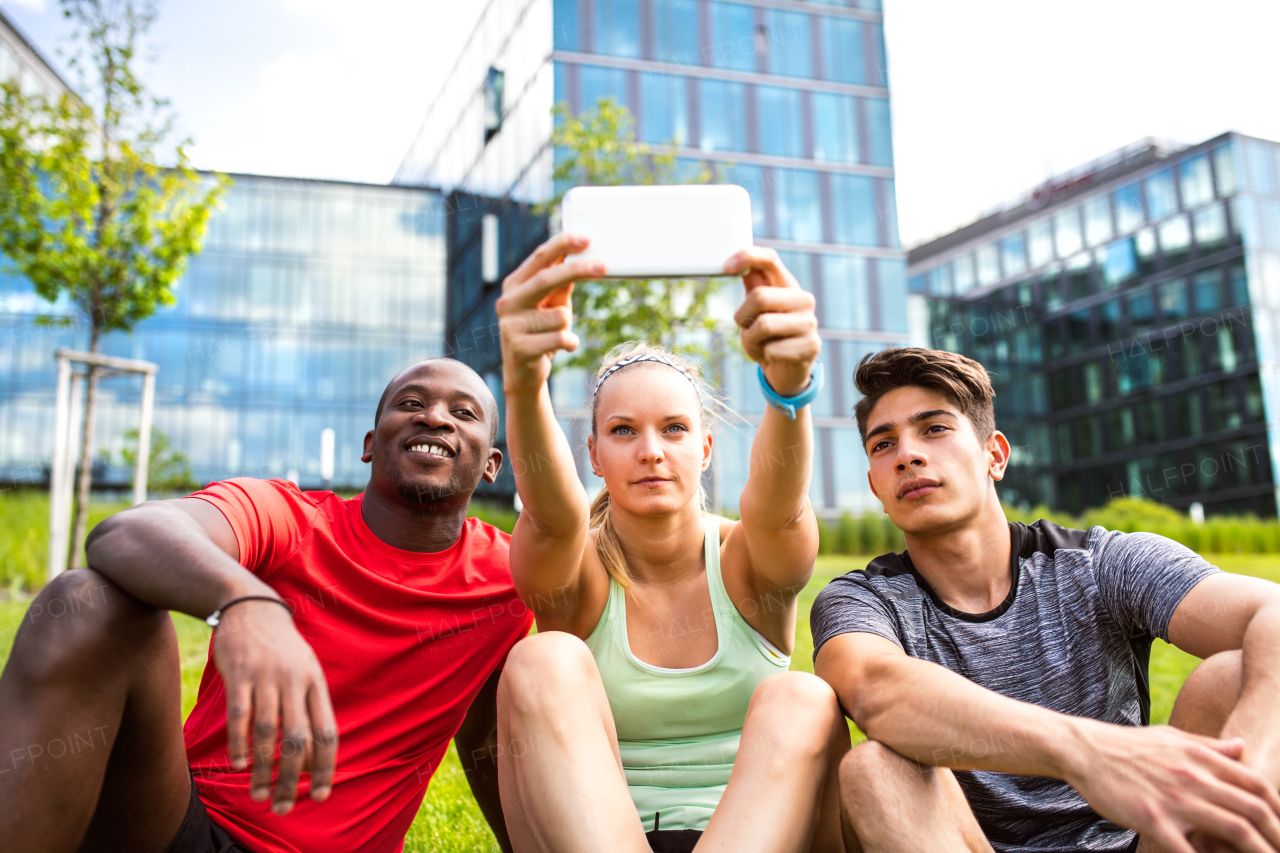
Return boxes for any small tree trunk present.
[67,324,101,570]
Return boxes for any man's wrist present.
[1040,714,1100,784]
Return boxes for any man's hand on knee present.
[1065,720,1280,853]
[212,600,339,815]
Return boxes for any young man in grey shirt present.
[812,347,1280,853]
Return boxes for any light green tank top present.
[584,516,791,832]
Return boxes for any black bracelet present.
[205,596,293,628]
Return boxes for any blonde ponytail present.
[589,488,633,588]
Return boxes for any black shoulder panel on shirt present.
[1015,519,1091,560]
[861,551,912,578]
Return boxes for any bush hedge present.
[817,496,1280,559]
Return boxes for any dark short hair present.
[853,348,996,446]
[375,358,499,445]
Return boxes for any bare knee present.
[1169,650,1242,736]
[5,569,165,686]
[747,672,844,756]
[840,741,905,799]
[498,631,599,718]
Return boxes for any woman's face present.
[589,365,712,517]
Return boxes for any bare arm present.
[818,631,1280,853]
[496,233,604,634]
[1166,572,1280,784]
[720,249,821,646]
[85,499,338,815]
[454,670,512,853]
[86,498,262,615]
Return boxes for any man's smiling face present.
[863,385,1009,537]
[362,360,502,508]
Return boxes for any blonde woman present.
[494,233,848,853]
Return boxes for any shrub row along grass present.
[817,496,1280,557]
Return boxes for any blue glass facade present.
[0,174,447,491]
[549,0,905,515]
[911,134,1280,517]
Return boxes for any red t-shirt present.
[183,478,532,853]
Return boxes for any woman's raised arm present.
[497,233,605,632]
[722,248,823,597]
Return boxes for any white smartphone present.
[560,184,754,278]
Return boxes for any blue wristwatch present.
[757,361,824,419]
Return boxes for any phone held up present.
[560,184,754,279]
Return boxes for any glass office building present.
[0,174,447,490]
[396,0,906,515]
[911,133,1280,517]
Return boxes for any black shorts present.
[646,828,702,853]
[162,775,252,853]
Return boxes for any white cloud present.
[1,0,48,11]
[185,0,484,183]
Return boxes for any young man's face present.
[863,385,1009,536]
[363,361,502,507]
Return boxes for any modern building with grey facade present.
[911,133,1280,517]
[396,0,907,515]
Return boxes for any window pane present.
[1084,195,1113,246]
[878,258,907,333]
[1001,232,1027,278]
[1159,278,1188,321]
[640,72,688,145]
[1114,183,1144,233]
[926,263,952,297]
[821,17,866,85]
[774,168,822,242]
[976,243,999,286]
[580,65,629,113]
[756,85,803,157]
[954,253,975,294]
[1054,207,1083,257]
[1145,168,1178,220]
[594,0,640,58]
[1103,238,1136,287]
[708,2,757,71]
[1193,203,1227,249]
[653,0,698,64]
[1180,154,1214,208]
[1128,291,1155,335]
[723,162,766,236]
[1028,219,1054,267]
[698,79,746,151]
[1159,216,1191,256]
[812,92,858,165]
[554,0,579,50]
[865,97,893,166]
[1245,140,1277,196]
[1214,144,1239,197]
[820,254,868,330]
[1193,270,1221,314]
[765,9,812,79]
[829,172,876,246]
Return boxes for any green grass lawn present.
[1,553,1276,852]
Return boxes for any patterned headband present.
[593,353,701,400]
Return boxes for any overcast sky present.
[2,0,1277,248]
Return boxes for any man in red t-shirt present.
[0,359,533,853]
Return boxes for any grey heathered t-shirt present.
[810,520,1220,853]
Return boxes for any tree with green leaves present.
[0,0,227,569]
[546,98,734,371]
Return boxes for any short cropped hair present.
[853,348,996,446]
